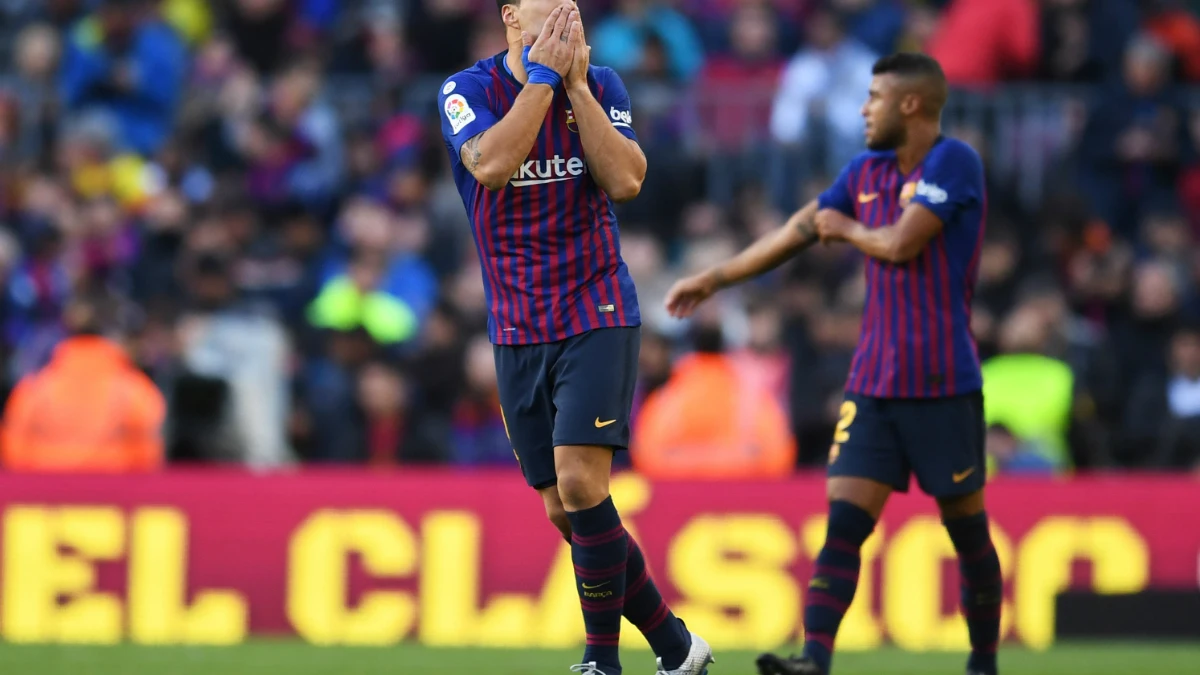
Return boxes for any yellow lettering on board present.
[127,508,248,644]
[1015,517,1147,651]
[2,506,124,644]
[669,515,798,650]
[287,510,417,645]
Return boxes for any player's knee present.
[938,490,986,520]
[546,501,571,539]
[556,470,609,511]
[539,487,572,539]
[827,477,891,520]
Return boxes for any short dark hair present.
[496,0,516,10]
[871,52,948,115]
[872,52,946,80]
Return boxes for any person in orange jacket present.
[632,322,796,479]
[2,297,165,473]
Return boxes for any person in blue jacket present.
[61,0,187,156]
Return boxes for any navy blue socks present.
[802,501,877,673]
[945,511,1002,675]
[567,497,627,674]
[624,536,691,669]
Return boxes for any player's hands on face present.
[523,4,580,78]
[564,14,590,91]
[664,272,719,319]
[816,208,856,243]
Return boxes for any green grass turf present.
[0,642,1197,674]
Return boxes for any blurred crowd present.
[2,0,1200,477]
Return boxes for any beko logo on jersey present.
[915,180,948,204]
[509,155,588,187]
[609,107,632,128]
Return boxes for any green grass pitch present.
[0,642,1196,674]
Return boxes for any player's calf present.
[939,493,1001,675]
[545,484,701,673]
[798,500,877,673]
[558,445,626,674]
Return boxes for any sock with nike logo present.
[567,496,627,674]
[945,511,1002,675]
[802,500,877,673]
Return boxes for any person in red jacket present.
[926,0,1040,86]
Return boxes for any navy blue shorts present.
[494,327,640,489]
[828,391,986,498]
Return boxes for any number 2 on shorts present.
[834,400,858,444]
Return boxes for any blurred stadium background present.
[1,0,1200,673]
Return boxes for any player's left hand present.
[564,19,590,92]
[816,208,857,243]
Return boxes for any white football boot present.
[655,632,714,675]
[570,663,610,675]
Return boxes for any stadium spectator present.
[632,322,796,479]
[60,0,187,156]
[1144,0,1200,81]
[318,197,439,325]
[296,328,374,463]
[695,3,784,205]
[450,334,511,467]
[406,0,481,77]
[357,359,446,466]
[769,8,877,187]
[225,0,293,76]
[728,298,790,412]
[1123,322,1200,468]
[832,0,907,56]
[1039,0,1141,82]
[0,0,87,32]
[1,294,165,473]
[307,249,419,347]
[925,0,1040,86]
[985,423,1057,475]
[591,0,706,83]
[1078,33,1188,236]
[982,299,1113,471]
[1112,260,1188,389]
[174,251,291,467]
[982,306,1074,471]
[3,23,61,163]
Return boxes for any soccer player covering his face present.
[437,2,713,675]
[667,53,1000,675]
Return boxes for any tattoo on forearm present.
[711,269,729,290]
[461,133,485,173]
[795,212,819,246]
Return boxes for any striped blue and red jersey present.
[438,53,641,346]
[819,136,986,399]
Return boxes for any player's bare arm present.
[459,5,579,190]
[664,199,820,318]
[816,202,944,264]
[564,21,647,203]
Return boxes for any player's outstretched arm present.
[460,7,579,190]
[664,200,820,318]
[564,22,646,203]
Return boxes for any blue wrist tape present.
[522,46,562,88]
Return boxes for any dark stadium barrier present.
[1056,591,1200,640]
